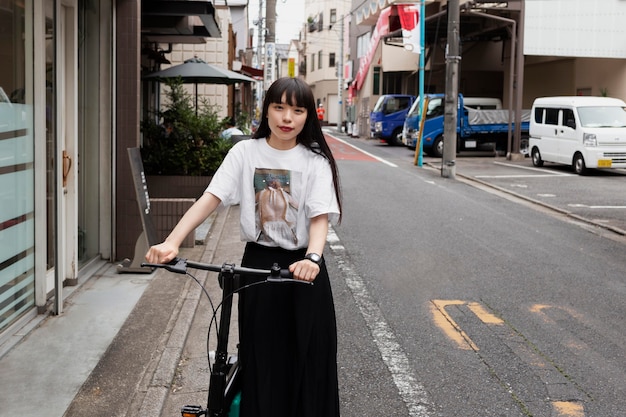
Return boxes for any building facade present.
[0,0,252,344]
[301,0,351,126]
[344,0,626,142]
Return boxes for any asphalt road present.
[325,133,626,417]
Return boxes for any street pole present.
[512,0,526,160]
[265,0,276,43]
[337,14,344,134]
[442,0,460,179]
[417,0,425,167]
[257,0,264,106]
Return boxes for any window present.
[426,98,444,119]
[373,66,381,95]
[330,9,337,24]
[562,108,576,128]
[329,53,335,67]
[545,108,559,125]
[357,32,370,59]
[311,53,315,72]
[318,51,322,69]
[534,107,543,123]
[299,56,307,75]
[0,0,36,333]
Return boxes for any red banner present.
[353,6,392,91]
[352,4,420,91]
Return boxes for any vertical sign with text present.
[264,42,276,90]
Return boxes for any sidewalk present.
[0,205,241,417]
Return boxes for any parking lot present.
[423,155,626,236]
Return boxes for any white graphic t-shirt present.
[206,138,339,250]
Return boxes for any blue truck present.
[402,94,530,157]
[370,94,416,146]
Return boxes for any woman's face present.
[266,93,308,150]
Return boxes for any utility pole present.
[256,0,265,104]
[337,14,344,134]
[442,0,460,179]
[265,0,276,43]
[512,0,526,160]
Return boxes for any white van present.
[529,96,626,174]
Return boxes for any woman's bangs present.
[268,79,308,108]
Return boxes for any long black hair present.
[253,77,342,222]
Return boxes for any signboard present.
[264,42,276,89]
[288,58,295,78]
[118,148,158,273]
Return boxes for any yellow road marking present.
[430,300,479,351]
[553,401,585,417]
[431,301,587,417]
[467,302,504,324]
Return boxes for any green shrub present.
[141,79,233,176]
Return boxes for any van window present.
[563,108,576,129]
[545,108,559,125]
[534,107,543,123]
[578,106,626,128]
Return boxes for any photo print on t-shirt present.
[254,168,301,246]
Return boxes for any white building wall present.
[525,0,626,58]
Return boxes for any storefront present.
[1,0,113,339]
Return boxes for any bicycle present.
[142,257,311,417]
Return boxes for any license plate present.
[598,159,612,168]
[465,140,477,149]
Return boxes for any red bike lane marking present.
[324,134,379,161]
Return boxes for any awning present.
[142,0,221,44]
[241,65,264,79]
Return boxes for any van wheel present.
[573,153,587,175]
[531,147,543,167]
[429,135,444,158]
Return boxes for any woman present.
[146,77,342,417]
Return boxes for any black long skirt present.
[238,242,340,417]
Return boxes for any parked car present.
[529,96,626,175]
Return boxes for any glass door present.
[0,0,35,334]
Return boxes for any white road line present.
[324,131,398,168]
[327,227,432,416]
[476,174,568,179]
[493,161,574,176]
[568,203,626,209]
